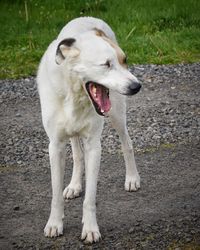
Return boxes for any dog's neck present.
[49,68,98,136]
[65,88,91,112]
[63,78,95,133]
[64,77,90,107]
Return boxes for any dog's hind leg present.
[109,92,140,191]
[63,136,84,199]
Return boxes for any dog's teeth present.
[101,109,104,113]
[92,86,97,97]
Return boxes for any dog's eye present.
[102,60,111,68]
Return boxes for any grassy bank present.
[0,0,199,79]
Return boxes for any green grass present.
[0,0,200,79]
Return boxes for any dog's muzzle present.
[85,80,141,116]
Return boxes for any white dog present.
[37,17,141,243]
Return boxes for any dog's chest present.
[61,90,95,137]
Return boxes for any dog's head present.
[55,30,141,116]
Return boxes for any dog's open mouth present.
[86,82,111,116]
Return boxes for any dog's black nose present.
[127,81,141,95]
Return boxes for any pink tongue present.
[96,86,111,113]
[90,84,111,113]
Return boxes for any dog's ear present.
[55,38,80,65]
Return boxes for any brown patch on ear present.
[93,28,107,38]
[103,37,127,68]
[93,28,127,68]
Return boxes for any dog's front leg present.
[44,140,66,237]
[81,136,102,243]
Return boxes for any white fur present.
[37,17,140,243]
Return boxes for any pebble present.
[129,227,134,233]
[13,205,20,211]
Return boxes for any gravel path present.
[0,63,200,249]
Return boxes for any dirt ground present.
[0,64,200,249]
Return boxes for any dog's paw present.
[81,224,101,243]
[63,183,82,200]
[125,174,140,191]
[44,219,63,237]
